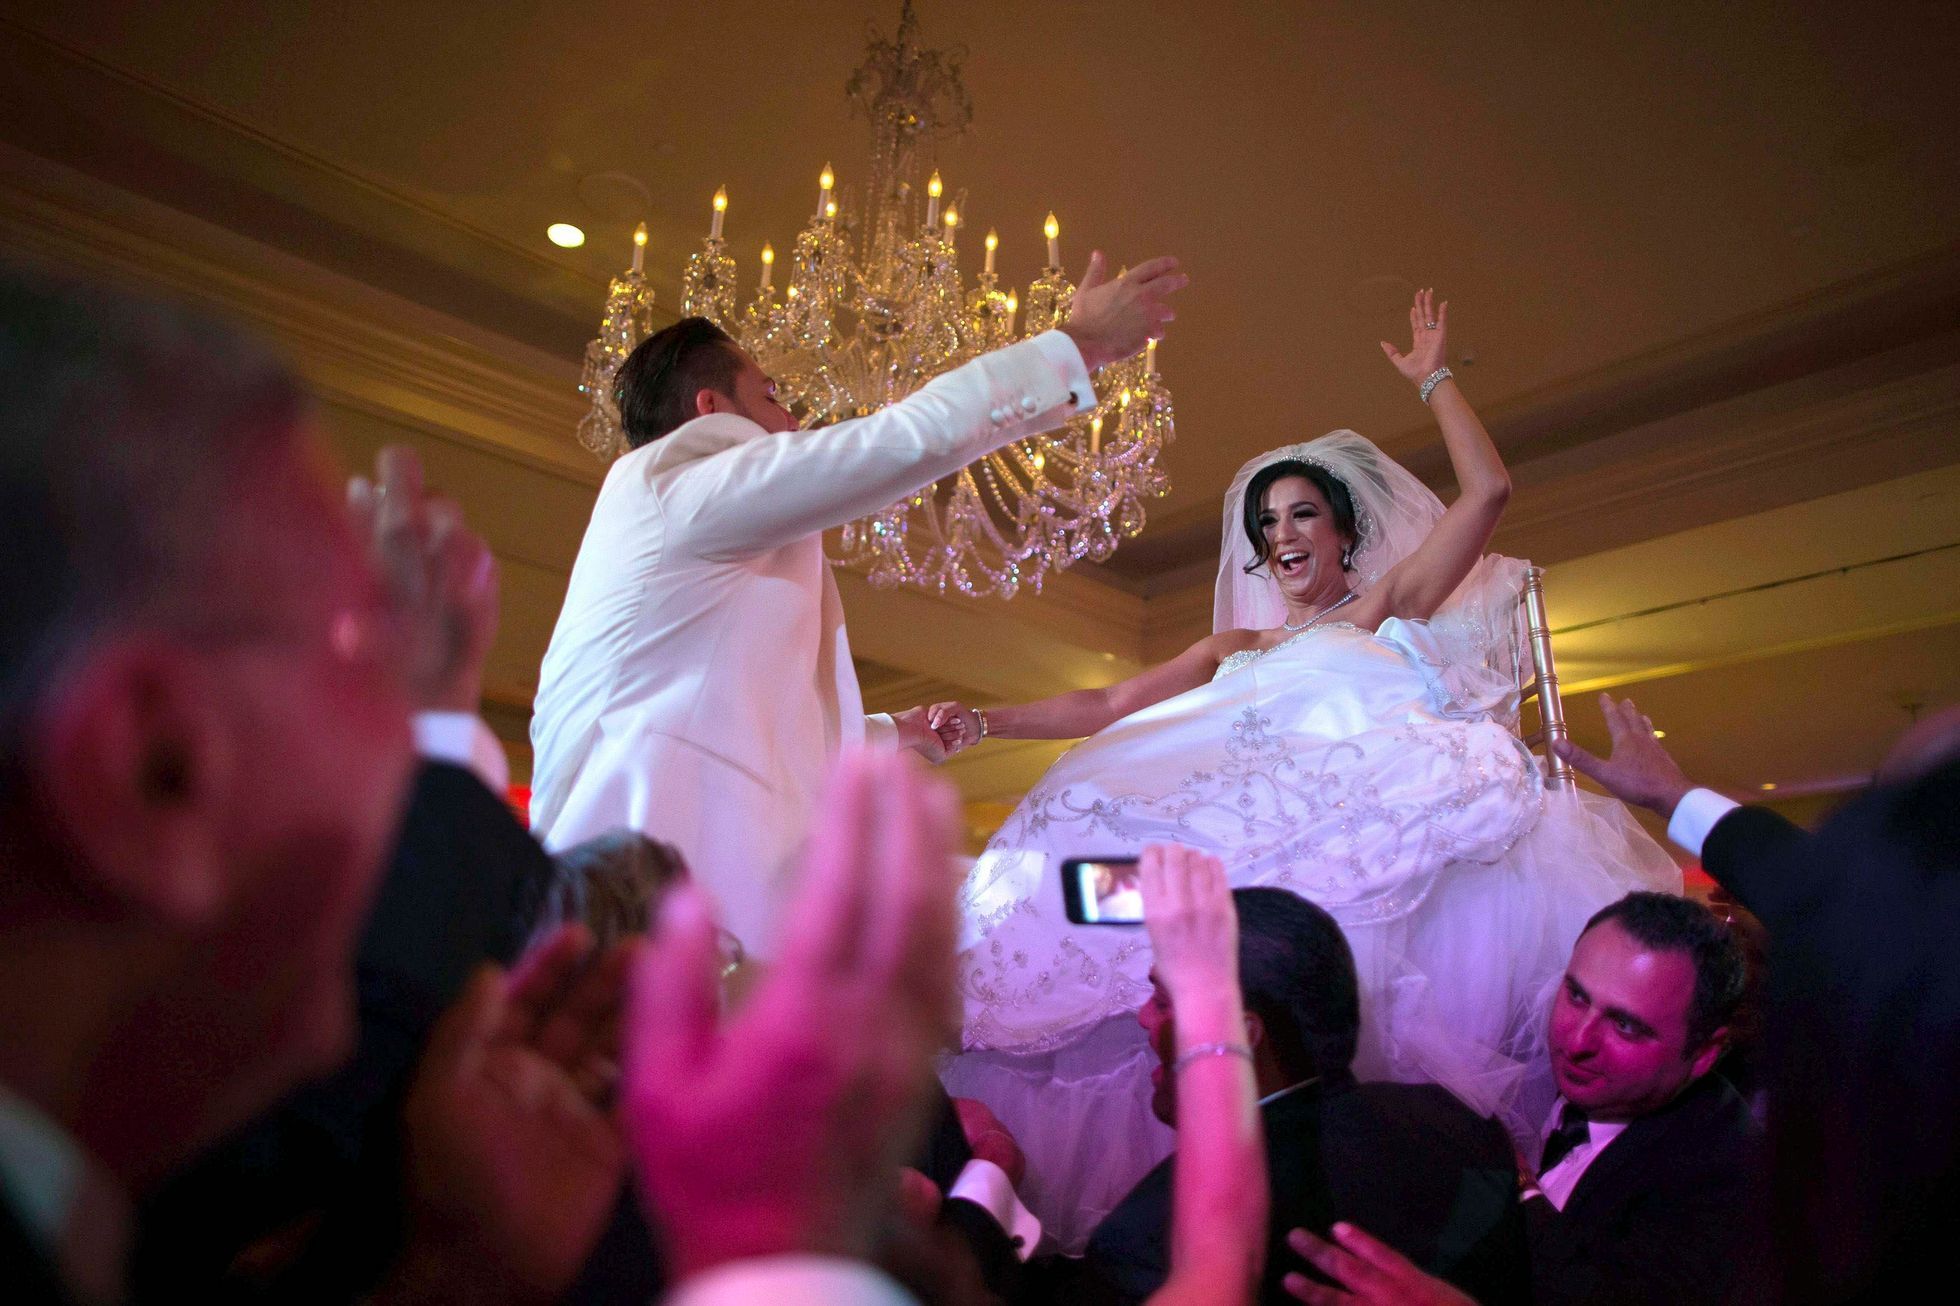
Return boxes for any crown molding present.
[0,141,599,486]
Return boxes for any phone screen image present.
[1060,857,1144,925]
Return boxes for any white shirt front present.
[1531,1098,1631,1211]
[529,331,1092,955]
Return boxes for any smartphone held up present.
[1061,856,1144,925]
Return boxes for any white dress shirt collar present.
[1534,1095,1631,1211]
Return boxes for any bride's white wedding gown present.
[944,616,1678,1251]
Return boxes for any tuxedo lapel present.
[1559,1076,1716,1220]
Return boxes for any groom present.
[530,252,1185,953]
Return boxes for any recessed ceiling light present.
[547,223,586,249]
[1651,729,1666,739]
[1759,782,1778,791]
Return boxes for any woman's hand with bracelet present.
[1138,845,1241,1020]
[1378,287,1453,403]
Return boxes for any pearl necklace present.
[1281,590,1356,633]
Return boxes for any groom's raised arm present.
[666,253,1184,563]
[668,331,1092,562]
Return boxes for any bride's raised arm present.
[1370,288,1511,621]
[925,628,1249,749]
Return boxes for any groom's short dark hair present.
[614,316,744,448]
[1232,887,1360,1079]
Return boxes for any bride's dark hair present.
[1240,459,1359,574]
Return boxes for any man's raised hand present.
[1553,694,1696,818]
[1063,251,1188,372]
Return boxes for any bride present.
[923,290,1678,1249]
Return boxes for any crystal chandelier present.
[577,2,1174,598]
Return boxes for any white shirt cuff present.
[948,1158,1043,1261]
[1031,329,1097,412]
[863,712,900,750]
[1667,787,1740,858]
[660,1256,916,1306]
[411,711,510,794]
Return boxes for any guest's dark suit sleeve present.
[1699,803,1817,923]
[1525,1180,1750,1306]
[1526,1077,1762,1306]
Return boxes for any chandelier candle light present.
[575,1,1175,598]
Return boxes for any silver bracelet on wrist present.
[1419,366,1454,405]
[1171,1041,1254,1074]
[972,707,990,742]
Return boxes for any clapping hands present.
[1379,288,1449,388]
[393,924,639,1302]
[348,446,499,713]
[621,750,962,1283]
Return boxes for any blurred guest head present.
[539,828,689,949]
[1876,703,1960,785]
[1139,886,1357,1125]
[614,316,794,446]
[1550,891,1745,1121]
[0,269,414,1188]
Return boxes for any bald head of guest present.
[0,269,415,1190]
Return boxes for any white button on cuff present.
[1021,395,1039,414]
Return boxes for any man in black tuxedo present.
[1520,891,1759,1304]
[1557,697,1960,1303]
[1057,888,1526,1305]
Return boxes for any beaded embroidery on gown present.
[943,616,1680,1251]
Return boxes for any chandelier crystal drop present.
[575,2,1174,598]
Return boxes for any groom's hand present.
[1063,252,1187,372]
[894,706,951,764]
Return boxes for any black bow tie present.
[1539,1103,1592,1174]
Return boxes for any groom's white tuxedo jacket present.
[529,331,1093,952]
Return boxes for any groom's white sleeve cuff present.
[661,1257,915,1306]
[1031,329,1097,412]
[863,713,899,749]
[1667,787,1741,858]
[948,1158,1044,1260]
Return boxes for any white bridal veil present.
[1214,430,1530,721]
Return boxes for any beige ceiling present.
[3,2,1956,837]
[9,1,1959,520]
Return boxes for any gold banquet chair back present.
[1514,565,1577,790]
